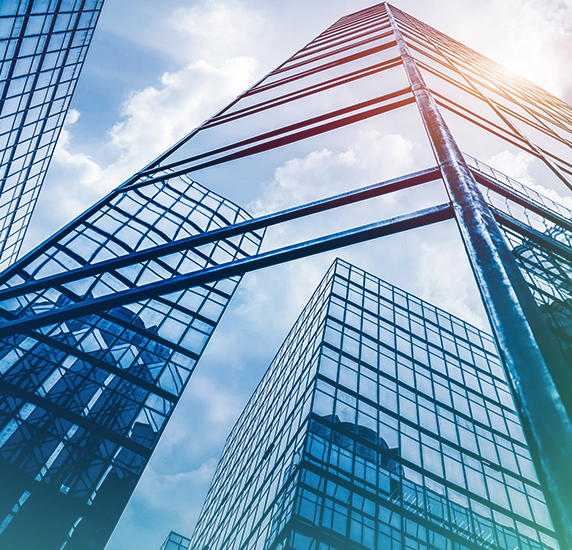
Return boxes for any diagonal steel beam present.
[121,93,415,191]
[388,5,572,548]
[0,167,440,300]
[0,202,454,336]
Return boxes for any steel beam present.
[0,203,454,336]
[0,167,440,300]
[387,4,572,548]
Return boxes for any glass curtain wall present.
[191,259,558,550]
[0,0,105,268]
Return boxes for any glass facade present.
[0,175,263,549]
[159,531,191,550]
[129,2,572,199]
[465,153,572,379]
[190,259,558,550]
[0,0,104,268]
[157,3,570,542]
[0,1,570,547]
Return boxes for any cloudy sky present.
[20,0,572,548]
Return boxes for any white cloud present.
[53,109,103,189]
[250,130,418,216]
[170,0,265,62]
[108,55,258,164]
[139,458,217,507]
[486,150,536,186]
[25,10,259,253]
[186,374,245,426]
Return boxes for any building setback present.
[0,175,263,550]
[190,259,558,550]
[0,0,105,268]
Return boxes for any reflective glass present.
[0,0,104,268]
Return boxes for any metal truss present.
[1,2,572,549]
[0,168,449,335]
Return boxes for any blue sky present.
[19,0,572,548]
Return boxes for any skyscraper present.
[122,2,572,544]
[190,259,559,550]
[0,0,105,268]
[0,1,571,548]
[0,175,263,549]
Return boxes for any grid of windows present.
[190,259,558,550]
[501,223,572,374]
[159,531,191,550]
[0,176,263,550]
[0,0,104,268]
[191,262,335,550]
[463,155,572,386]
[0,1,569,548]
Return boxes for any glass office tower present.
[0,0,104,268]
[0,175,263,549]
[191,259,558,550]
[0,1,571,548]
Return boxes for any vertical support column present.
[386,5,572,549]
